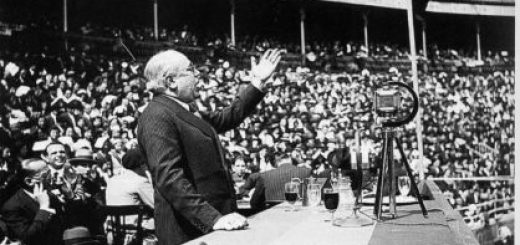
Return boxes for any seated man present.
[0,158,65,245]
[105,148,154,229]
[239,154,311,210]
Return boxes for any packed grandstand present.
[0,0,515,244]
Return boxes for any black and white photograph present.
[0,0,516,244]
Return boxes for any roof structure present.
[316,0,514,16]
[426,0,514,16]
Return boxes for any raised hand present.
[60,177,75,199]
[0,237,8,245]
[33,183,50,209]
[250,49,282,90]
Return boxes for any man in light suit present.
[106,148,154,229]
[106,148,154,208]
[138,49,281,245]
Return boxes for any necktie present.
[188,103,202,118]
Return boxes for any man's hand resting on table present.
[213,212,248,231]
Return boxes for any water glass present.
[307,183,321,207]
[285,182,300,211]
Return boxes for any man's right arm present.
[138,110,222,233]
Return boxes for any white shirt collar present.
[48,166,65,178]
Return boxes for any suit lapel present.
[153,95,214,137]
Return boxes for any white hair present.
[144,49,191,93]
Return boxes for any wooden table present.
[185,180,479,245]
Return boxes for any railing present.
[428,176,514,181]
[456,197,514,211]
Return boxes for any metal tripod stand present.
[373,127,428,220]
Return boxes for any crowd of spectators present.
[75,22,514,63]
[0,21,515,244]
[22,20,514,68]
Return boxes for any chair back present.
[0,217,7,240]
[102,205,146,245]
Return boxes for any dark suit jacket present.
[238,164,311,209]
[237,172,265,210]
[261,164,311,203]
[137,85,264,245]
[0,188,64,245]
[41,166,86,228]
[41,166,85,201]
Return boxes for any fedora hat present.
[69,148,97,166]
[63,227,100,245]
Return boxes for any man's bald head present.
[19,158,48,185]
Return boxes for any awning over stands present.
[317,0,407,10]
[426,0,514,16]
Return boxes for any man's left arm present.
[202,85,265,133]
[202,49,282,133]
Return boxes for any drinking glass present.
[285,182,300,211]
[307,183,321,207]
[398,176,411,197]
[323,188,339,222]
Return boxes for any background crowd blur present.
[0,13,514,245]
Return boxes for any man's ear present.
[23,177,32,187]
[165,76,178,91]
[41,153,49,163]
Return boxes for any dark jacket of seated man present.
[0,159,65,245]
[239,155,311,209]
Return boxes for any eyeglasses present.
[163,64,200,79]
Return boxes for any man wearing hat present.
[0,159,65,245]
[62,227,100,245]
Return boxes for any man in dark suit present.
[138,49,281,245]
[0,159,64,245]
[238,154,311,209]
[40,142,86,229]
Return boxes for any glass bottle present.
[332,176,356,227]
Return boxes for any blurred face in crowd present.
[73,108,82,116]
[87,82,94,91]
[93,117,102,127]
[65,127,74,137]
[45,143,67,169]
[50,128,60,140]
[84,130,93,140]
[113,139,124,152]
[77,118,85,128]
[224,70,233,80]
[37,117,45,128]
[64,89,72,99]
[233,158,246,176]
[111,128,121,139]
[2,147,11,159]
